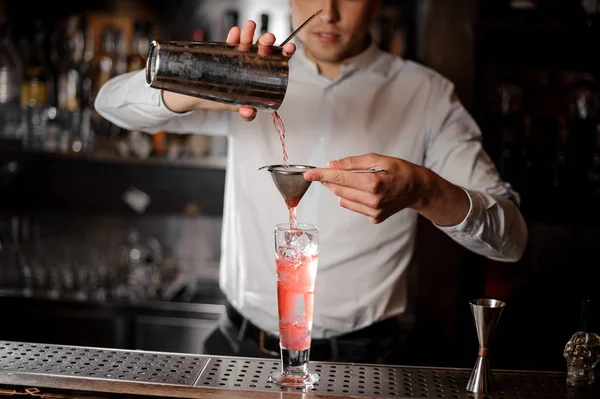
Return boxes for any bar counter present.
[0,340,597,399]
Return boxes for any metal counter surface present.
[0,340,597,398]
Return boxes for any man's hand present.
[162,20,296,121]
[225,20,296,121]
[303,153,470,226]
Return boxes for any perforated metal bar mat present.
[0,341,595,399]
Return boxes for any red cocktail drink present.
[270,223,319,387]
[277,253,317,351]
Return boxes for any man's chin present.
[305,48,345,64]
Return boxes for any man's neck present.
[315,61,342,81]
[304,36,372,81]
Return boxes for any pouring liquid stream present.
[268,10,323,232]
[272,111,298,228]
[272,111,289,168]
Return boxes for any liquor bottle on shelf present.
[260,13,269,35]
[0,21,22,142]
[223,9,239,39]
[551,118,571,194]
[78,15,94,152]
[589,125,600,197]
[192,29,206,42]
[91,25,119,136]
[94,26,117,95]
[494,82,527,192]
[80,15,94,106]
[126,21,152,73]
[20,20,53,151]
[56,15,87,153]
[113,29,127,77]
[563,298,600,386]
[567,78,599,198]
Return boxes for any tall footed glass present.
[269,223,319,387]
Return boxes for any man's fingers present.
[323,183,377,208]
[226,26,241,45]
[257,33,276,56]
[240,21,256,45]
[239,106,257,121]
[305,168,374,188]
[304,169,347,186]
[329,153,381,170]
[283,43,296,57]
[338,198,380,222]
[223,21,289,121]
[257,33,276,46]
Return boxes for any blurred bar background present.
[0,0,599,373]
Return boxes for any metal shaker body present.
[145,40,289,111]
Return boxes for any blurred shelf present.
[86,153,228,170]
[0,149,228,217]
[0,149,228,171]
[0,287,225,353]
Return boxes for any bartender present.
[94,0,528,365]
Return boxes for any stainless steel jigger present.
[466,298,506,394]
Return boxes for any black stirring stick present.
[280,9,323,46]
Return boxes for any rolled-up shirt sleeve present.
[94,70,230,136]
[423,75,528,262]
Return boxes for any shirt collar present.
[292,39,388,81]
[340,41,382,75]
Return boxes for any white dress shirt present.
[94,43,528,338]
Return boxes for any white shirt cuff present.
[157,90,195,117]
[435,187,473,232]
[435,188,498,236]
[118,70,194,119]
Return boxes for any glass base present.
[268,348,319,387]
[268,370,320,387]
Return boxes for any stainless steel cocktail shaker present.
[145,40,289,111]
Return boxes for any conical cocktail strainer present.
[258,165,315,207]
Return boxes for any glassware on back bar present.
[269,223,319,387]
